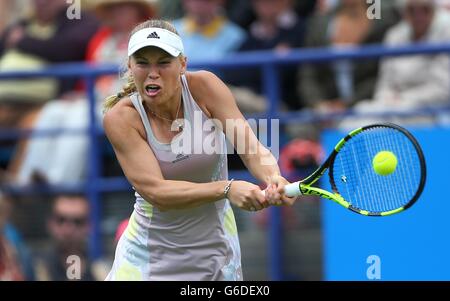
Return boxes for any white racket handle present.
[284,182,302,197]
[260,182,302,197]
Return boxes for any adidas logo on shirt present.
[172,153,190,164]
[147,32,160,39]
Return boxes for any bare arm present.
[104,99,267,211]
[189,71,280,186]
[103,101,228,211]
[189,71,295,205]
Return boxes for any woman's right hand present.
[226,181,268,212]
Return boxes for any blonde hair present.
[103,19,180,113]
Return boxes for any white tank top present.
[106,74,242,281]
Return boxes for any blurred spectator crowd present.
[0,0,449,280]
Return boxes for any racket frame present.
[294,123,426,216]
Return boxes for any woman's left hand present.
[264,175,297,206]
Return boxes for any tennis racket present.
[281,123,426,216]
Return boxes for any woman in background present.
[14,0,156,185]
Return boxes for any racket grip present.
[284,182,302,197]
[260,182,302,197]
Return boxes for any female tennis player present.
[103,19,295,281]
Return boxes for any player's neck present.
[145,93,183,123]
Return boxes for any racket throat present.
[301,185,347,207]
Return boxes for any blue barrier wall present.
[322,125,450,280]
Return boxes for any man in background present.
[35,194,107,281]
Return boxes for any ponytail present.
[103,75,136,113]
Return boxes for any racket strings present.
[332,126,422,213]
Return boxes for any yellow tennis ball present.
[372,151,398,176]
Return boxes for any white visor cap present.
[128,27,184,57]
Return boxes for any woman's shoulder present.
[186,70,222,92]
[186,70,226,100]
[103,96,148,147]
[185,71,228,118]
[103,97,142,133]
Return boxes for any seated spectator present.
[157,0,183,20]
[437,0,450,10]
[227,0,316,32]
[226,0,307,110]
[0,0,99,128]
[0,0,99,183]
[0,192,27,281]
[13,0,156,186]
[298,0,399,113]
[172,0,246,61]
[34,194,108,281]
[173,0,274,115]
[0,0,29,36]
[340,0,450,128]
[362,0,450,111]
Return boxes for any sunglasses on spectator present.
[52,214,88,226]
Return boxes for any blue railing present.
[1,42,450,280]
